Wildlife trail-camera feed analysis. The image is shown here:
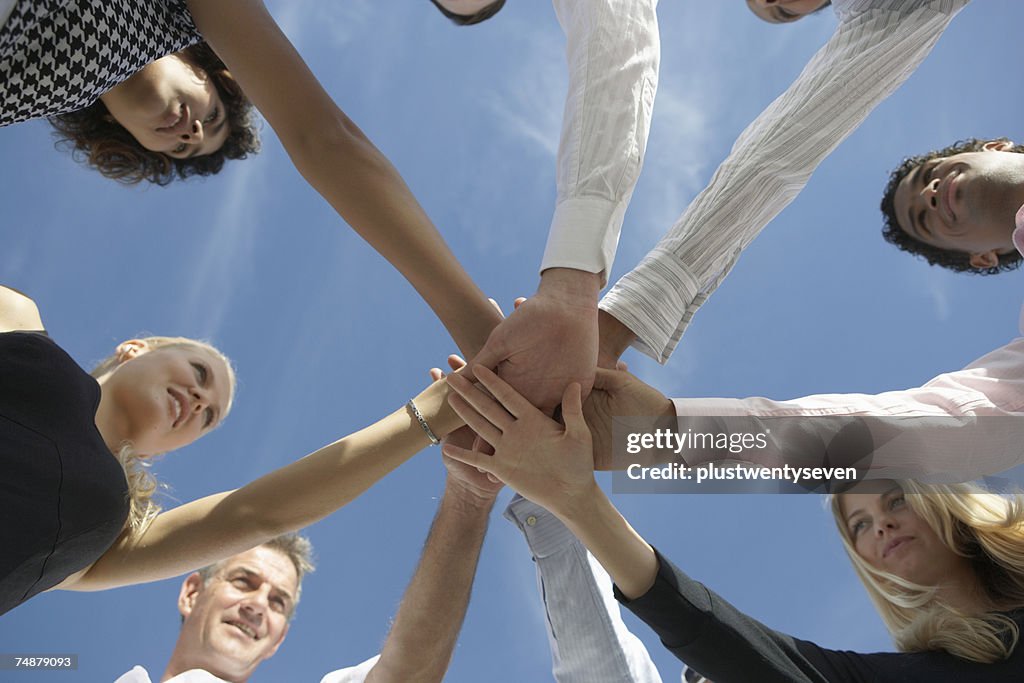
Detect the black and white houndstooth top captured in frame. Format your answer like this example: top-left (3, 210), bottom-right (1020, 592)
top-left (0, 0), bottom-right (202, 127)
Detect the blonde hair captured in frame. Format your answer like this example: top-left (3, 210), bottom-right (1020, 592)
top-left (92, 336), bottom-right (237, 534)
top-left (831, 481), bottom-right (1024, 663)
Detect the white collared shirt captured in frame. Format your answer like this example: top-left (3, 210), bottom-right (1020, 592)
top-left (601, 0), bottom-right (971, 362)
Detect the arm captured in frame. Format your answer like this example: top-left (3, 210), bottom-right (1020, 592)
top-left (362, 456), bottom-right (499, 683)
top-left (671, 337), bottom-right (1024, 481)
top-left (61, 376), bottom-right (462, 591)
top-left (184, 0), bottom-right (500, 358)
top-left (504, 495), bottom-right (664, 683)
top-left (469, 0), bottom-right (660, 409)
top-left (0, 285), bottom-right (44, 332)
top-left (600, 0), bottom-right (970, 363)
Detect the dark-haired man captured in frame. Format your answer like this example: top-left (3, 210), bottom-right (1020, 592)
top-left (881, 138), bottom-right (1024, 274)
top-left (115, 457), bottom-right (501, 682)
top-left (429, 0), bottom-right (506, 25)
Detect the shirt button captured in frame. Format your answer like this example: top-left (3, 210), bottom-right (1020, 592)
top-left (526, 515), bottom-right (538, 527)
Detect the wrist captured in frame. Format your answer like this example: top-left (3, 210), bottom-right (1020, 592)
top-left (443, 481), bottom-right (497, 515)
top-left (538, 268), bottom-right (601, 306)
top-left (597, 309), bottom-right (636, 366)
top-left (550, 477), bottom-right (603, 523)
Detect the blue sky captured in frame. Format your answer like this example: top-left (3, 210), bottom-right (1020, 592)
top-left (1, 1), bottom-right (1022, 681)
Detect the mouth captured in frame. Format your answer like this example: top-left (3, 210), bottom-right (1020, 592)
top-left (883, 536), bottom-right (913, 559)
top-left (225, 619), bottom-right (260, 640)
top-left (167, 388), bottom-right (188, 428)
top-left (939, 169), bottom-right (959, 225)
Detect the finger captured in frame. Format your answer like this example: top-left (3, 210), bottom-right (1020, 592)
top-left (593, 366), bottom-right (627, 391)
top-left (472, 365), bottom-right (538, 420)
top-left (441, 443), bottom-right (501, 478)
top-left (513, 296), bottom-right (527, 310)
top-left (561, 383), bottom-right (589, 439)
top-left (447, 355), bottom-right (467, 372)
top-left (616, 360), bottom-right (629, 372)
top-left (487, 297), bottom-right (505, 317)
top-left (447, 372), bottom-right (516, 431)
top-left (447, 393), bottom-right (504, 446)
top-left (430, 367), bottom-right (445, 382)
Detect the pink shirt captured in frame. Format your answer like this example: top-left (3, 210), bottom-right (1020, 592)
top-left (673, 214), bottom-right (1024, 483)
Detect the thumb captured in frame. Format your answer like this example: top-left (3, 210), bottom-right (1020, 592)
top-left (561, 382), bottom-right (588, 437)
top-left (593, 366), bottom-right (627, 392)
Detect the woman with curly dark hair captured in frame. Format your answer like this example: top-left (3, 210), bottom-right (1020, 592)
top-left (1, 0), bottom-right (502, 361)
top-left (48, 43), bottom-right (259, 186)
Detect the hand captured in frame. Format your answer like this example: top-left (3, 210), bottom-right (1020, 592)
top-left (443, 366), bottom-right (596, 518)
top-left (470, 269), bottom-right (599, 412)
top-left (429, 361), bottom-right (503, 509)
top-left (584, 367), bottom-right (675, 470)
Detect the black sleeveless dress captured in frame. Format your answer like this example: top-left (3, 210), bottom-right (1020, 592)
top-left (0, 332), bottom-right (128, 616)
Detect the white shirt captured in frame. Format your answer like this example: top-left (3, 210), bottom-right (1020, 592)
top-left (542, 0), bottom-right (660, 284)
top-left (601, 0), bottom-right (970, 362)
top-left (115, 656), bottom-right (380, 683)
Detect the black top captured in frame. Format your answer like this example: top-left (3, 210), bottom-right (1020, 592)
top-left (0, 0), bottom-right (201, 126)
top-left (0, 332), bottom-right (128, 616)
top-left (616, 549), bottom-right (1024, 682)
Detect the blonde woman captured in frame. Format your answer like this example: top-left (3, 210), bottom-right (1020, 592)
top-left (0, 285), bottom-right (459, 616)
top-left (443, 365), bottom-right (1024, 681)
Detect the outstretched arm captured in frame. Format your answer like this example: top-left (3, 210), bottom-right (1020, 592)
top-left (185, 0), bottom-right (501, 358)
top-left (61, 375), bottom-right (462, 592)
top-left (360, 455), bottom-right (500, 683)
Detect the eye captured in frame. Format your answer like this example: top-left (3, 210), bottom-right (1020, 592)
top-left (204, 107), bottom-right (220, 125)
top-left (203, 407), bottom-right (215, 429)
top-left (889, 495), bottom-right (906, 510)
top-left (173, 142), bottom-right (187, 154)
top-left (850, 519), bottom-right (869, 536)
top-left (230, 577), bottom-right (251, 589)
top-left (270, 596), bottom-right (286, 613)
top-left (192, 361), bottom-right (208, 383)
top-left (917, 210), bottom-right (929, 236)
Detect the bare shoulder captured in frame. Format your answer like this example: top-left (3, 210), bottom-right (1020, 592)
top-left (0, 285), bottom-right (44, 333)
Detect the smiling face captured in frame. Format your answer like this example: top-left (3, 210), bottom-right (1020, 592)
top-left (99, 52), bottom-right (231, 160)
top-left (891, 142), bottom-right (1024, 268)
top-left (176, 547), bottom-right (297, 681)
top-left (745, 0), bottom-right (830, 23)
top-left (95, 340), bottom-right (233, 456)
top-left (839, 482), bottom-right (972, 587)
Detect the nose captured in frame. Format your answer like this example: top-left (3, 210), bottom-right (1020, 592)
top-left (240, 585), bottom-right (272, 618)
top-left (180, 119), bottom-right (205, 143)
top-left (874, 515), bottom-right (898, 536)
top-left (190, 385), bottom-right (211, 413)
top-left (922, 176), bottom-right (941, 210)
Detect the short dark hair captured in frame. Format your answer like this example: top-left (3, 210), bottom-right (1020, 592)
top-left (49, 43), bottom-right (260, 186)
top-left (880, 138), bottom-right (1024, 275)
top-left (429, 0), bottom-right (506, 26)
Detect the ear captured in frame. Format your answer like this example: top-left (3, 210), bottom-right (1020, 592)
top-left (264, 622), bottom-right (290, 659)
top-left (982, 140), bottom-right (1014, 153)
top-left (178, 572), bottom-right (204, 620)
top-left (114, 339), bottom-right (150, 363)
top-left (969, 251), bottom-right (1000, 270)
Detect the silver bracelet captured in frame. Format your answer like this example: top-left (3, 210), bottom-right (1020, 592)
top-left (407, 399), bottom-right (441, 445)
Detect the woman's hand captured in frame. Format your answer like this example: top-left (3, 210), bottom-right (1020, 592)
top-left (442, 366), bottom-right (597, 517)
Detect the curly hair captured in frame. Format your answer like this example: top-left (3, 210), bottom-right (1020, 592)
top-left (49, 43), bottom-right (260, 186)
top-left (880, 138), bottom-right (1024, 275)
top-left (832, 481), bottom-right (1024, 664)
top-left (429, 0), bottom-right (506, 25)
top-left (746, 0), bottom-right (831, 23)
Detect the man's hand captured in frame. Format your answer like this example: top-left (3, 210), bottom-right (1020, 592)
top-left (471, 268), bottom-right (600, 412)
top-left (584, 367), bottom-right (674, 470)
top-left (597, 309), bottom-right (637, 369)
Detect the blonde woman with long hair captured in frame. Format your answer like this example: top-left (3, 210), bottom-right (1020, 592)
top-left (443, 364), bottom-right (1024, 681)
top-left (0, 285), bottom-right (460, 616)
